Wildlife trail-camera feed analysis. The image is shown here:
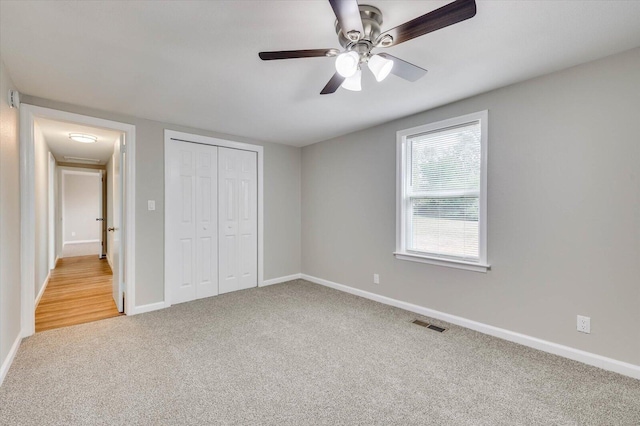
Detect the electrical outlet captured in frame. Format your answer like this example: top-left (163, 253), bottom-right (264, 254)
top-left (373, 274), bottom-right (380, 284)
top-left (577, 315), bottom-right (591, 334)
top-left (71, 231), bottom-right (76, 237)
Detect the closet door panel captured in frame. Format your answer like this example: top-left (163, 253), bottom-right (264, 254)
top-left (238, 153), bottom-right (257, 289)
top-left (166, 141), bottom-right (197, 304)
top-left (167, 140), bottom-right (218, 304)
top-left (195, 144), bottom-right (218, 299)
top-left (219, 148), bottom-right (257, 294)
top-left (219, 150), bottom-right (239, 294)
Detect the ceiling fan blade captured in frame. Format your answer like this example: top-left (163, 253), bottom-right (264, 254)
top-left (329, 0), bottom-right (364, 38)
top-left (377, 53), bottom-right (428, 82)
top-left (377, 0), bottom-right (476, 47)
top-left (259, 49), bottom-right (338, 60)
top-left (320, 72), bottom-right (346, 95)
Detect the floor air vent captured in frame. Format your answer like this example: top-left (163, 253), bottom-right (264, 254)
top-left (412, 319), bottom-right (447, 333)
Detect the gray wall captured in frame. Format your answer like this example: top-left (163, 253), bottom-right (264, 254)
top-left (21, 95), bottom-right (302, 307)
top-left (301, 48), bottom-right (640, 366)
top-left (0, 57), bottom-right (21, 373)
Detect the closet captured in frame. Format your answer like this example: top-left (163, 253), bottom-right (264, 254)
top-left (165, 139), bottom-right (258, 304)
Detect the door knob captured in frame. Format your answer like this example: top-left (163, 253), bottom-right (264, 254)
top-left (107, 227), bottom-right (117, 232)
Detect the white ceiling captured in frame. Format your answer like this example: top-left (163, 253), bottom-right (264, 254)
top-left (36, 117), bottom-right (120, 165)
top-left (1, 1), bottom-right (639, 147)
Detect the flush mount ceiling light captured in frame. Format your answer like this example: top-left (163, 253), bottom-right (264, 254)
top-left (69, 133), bottom-right (97, 143)
top-left (63, 156), bottom-right (101, 163)
top-left (259, 0), bottom-right (477, 94)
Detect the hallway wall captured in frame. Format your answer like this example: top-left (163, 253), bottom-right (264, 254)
top-left (0, 56), bottom-right (21, 383)
top-left (34, 122), bottom-right (53, 300)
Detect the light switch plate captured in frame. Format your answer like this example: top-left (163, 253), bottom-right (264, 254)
top-left (148, 200), bottom-right (156, 211)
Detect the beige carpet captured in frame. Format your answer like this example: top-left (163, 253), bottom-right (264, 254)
top-left (1, 280), bottom-right (638, 425)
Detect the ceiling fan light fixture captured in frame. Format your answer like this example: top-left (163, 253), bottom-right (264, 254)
top-left (341, 69), bottom-right (362, 92)
top-left (69, 133), bottom-right (98, 143)
top-left (258, 0), bottom-right (477, 94)
top-left (335, 51), bottom-right (360, 78)
top-left (368, 54), bottom-right (394, 82)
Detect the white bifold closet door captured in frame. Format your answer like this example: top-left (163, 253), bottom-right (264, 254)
top-left (218, 147), bottom-right (258, 294)
top-left (166, 141), bottom-right (258, 304)
top-left (166, 140), bottom-right (218, 304)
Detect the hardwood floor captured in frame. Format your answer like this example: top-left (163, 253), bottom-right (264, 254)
top-left (35, 255), bottom-right (122, 332)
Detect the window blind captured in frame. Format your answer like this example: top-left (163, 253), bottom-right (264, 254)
top-left (407, 121), bottom-right (481, 260)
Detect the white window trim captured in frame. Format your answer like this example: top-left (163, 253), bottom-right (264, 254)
top-left (395, 110), bottom-right (490, 273)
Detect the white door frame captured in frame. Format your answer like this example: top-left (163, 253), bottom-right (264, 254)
top-left (163, 129), bottom-right (264, 307)
top-left (19, 104), bottom-right (136, 337)
top-left (47, 152), bottom-right (56, 270)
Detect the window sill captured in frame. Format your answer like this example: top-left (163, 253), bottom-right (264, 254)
top-left (393, 252), bottom-right (490, 273)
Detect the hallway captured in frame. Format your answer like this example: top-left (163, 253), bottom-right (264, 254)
top-left (35, 256), bottom-right (122, 332)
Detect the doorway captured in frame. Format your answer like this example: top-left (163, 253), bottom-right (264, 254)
top-left (19, 105), bottom-right (136, 337)
top-left (34, 118), bottom-right (121, 332)
top-left (60, 168), bottom-right (103, 258)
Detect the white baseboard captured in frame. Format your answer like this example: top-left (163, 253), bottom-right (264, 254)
top-left (301, 273), bottom-right (640, 380)
top-left (131, 301), bottom-right (169, 315)
top-left (63, 239), bottom-right (100, 245)
top-left (261, 273), bottom-right (301, 287)
top-left (34, 271), bottom-right (51, 308)
top-left (134, 273), bottom-right (302, 316)
top-left (0, 333), bottom-right (22, 387)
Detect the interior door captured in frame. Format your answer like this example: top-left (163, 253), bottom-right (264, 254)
top-left (218, 147), bottom-right (257, 294)
top-left (166, 140), bottom-right (218, 304)
top-left (97, 170), bottom-right (105, 259)
top-left (111, 135), bottom-right (124, 312)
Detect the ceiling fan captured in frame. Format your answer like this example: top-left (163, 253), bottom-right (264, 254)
top-left (259, 0), bottom-right (477, 94)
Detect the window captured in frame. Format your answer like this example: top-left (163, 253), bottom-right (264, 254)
top-left (395, 111), bottom-right (489, 272)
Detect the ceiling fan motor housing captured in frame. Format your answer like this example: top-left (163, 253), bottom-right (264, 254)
top-left (335, 5), bottom-right (383, 58)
